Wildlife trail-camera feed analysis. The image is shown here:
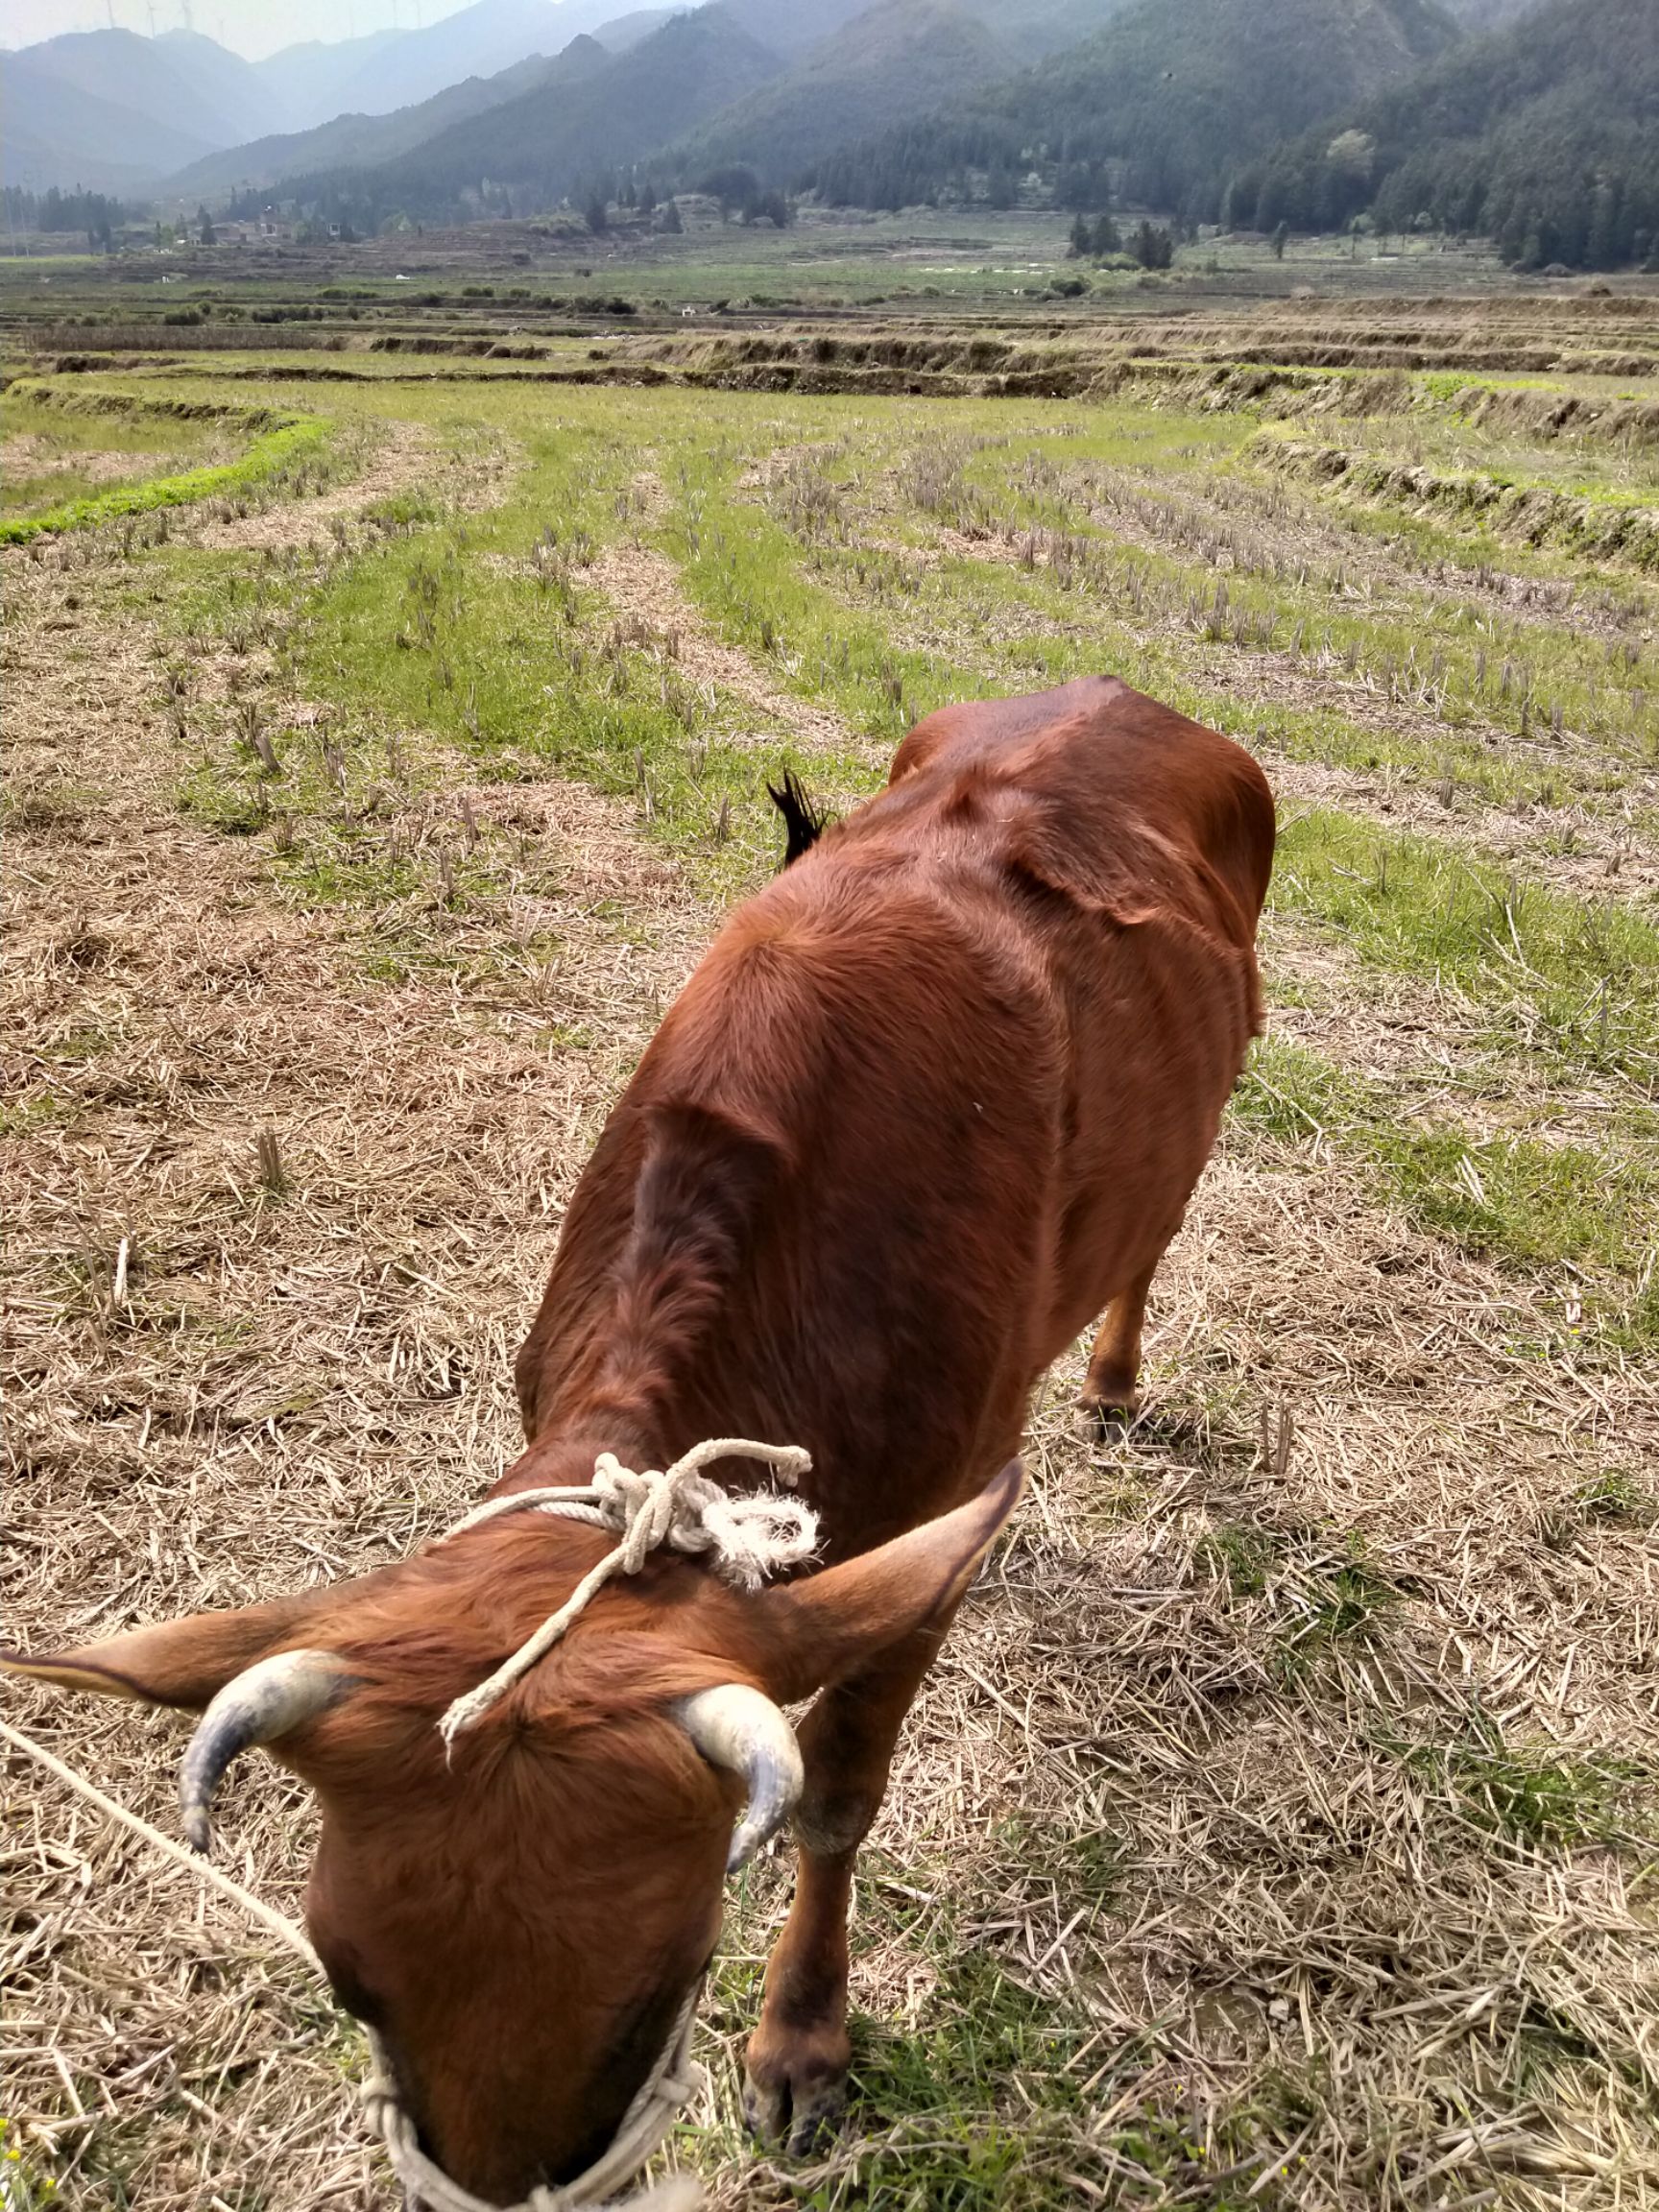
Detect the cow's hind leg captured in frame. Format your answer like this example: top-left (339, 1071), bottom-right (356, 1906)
top-left (1080, 1258), bottom-right (1160, 1422)
top-left (744, 1618), bottom-right (949, 2153)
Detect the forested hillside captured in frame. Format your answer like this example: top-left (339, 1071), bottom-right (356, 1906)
top-left (8, 0), bottom-right (1648, 272)
top-left (676, 0), bottom-right (1018, 186)
top-left (1431, 0), bottom-right (1543, 26)
top-left (973, 0), bottom-right (1142, 54)
top-left (1236, 0), bottom-right (1659, 269)
top-left (810, 0), bottom-right (1457, 219)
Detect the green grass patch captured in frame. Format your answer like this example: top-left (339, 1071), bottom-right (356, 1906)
top-left (702, 1815), bottom-right (1282, 2207)
top-left (0, 2120), bottom-right (59, 2209)
top-left (664, 421), bottom-right (1659, 1090)
top-left (1235, 1033), bottom-right (1659, 1343)
top-left (285, 422), bottom-right (868, 901)
top-left (0, 400), bottom-right (331, 542)
top-left (1571, 1466), bottom-right (1652, 1523)
top-left (1, 388), bottom-right (228, 521)
top-left (722, 404), bottom-right (1658, 803)
top-left (1275, 808), bottom-right (1659, 1086)
top-left (1407, 1715), bottom-right (1654, 1853)
top-left (1201, 1521), bottom-right (1398, 1676)
top-left (80, 368), bottom-right (1656, 1347)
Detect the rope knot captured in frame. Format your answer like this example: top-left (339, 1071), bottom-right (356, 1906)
top-left (589, 1447), bottom-right (815, 1591)
top-left (590, 1455), bottom-right (709, 1574)
top-left (437, 1438), bottom-right (816, 1749)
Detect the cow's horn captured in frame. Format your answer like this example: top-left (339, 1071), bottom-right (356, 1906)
top-left (180, 1649), bottom-right (353, 1852)
top-left (675, 1684), bottom-right (803, 1870)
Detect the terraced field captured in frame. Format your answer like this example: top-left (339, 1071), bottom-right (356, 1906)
top-left (4, 322), bottom-right (1657, 2211)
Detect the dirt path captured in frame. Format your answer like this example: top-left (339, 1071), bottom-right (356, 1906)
top-left (182, 417), bottom-right (513, 555)
top-left (589, 470), bottom-right (885, 779)
top-left (594, 539), bottom-right (879, 767)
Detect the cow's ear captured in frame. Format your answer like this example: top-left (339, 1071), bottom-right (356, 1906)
top-left (752, 1459), bottom-right (1023, 1702)
top-left (0, 1593), bottom-right (334, 1712)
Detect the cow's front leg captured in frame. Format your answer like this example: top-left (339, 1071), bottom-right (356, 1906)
top-left (743, 1619), bottom-right (948, 2152)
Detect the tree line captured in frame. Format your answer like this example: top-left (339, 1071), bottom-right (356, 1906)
top-left (800, 0), bottom-right (1656, 271)
top-left (1236, 122), bottom-right (1657, 270)
top-left (4, 184), bottom-right (124, 250)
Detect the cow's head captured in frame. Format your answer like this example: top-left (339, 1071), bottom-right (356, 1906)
top-left (3, 1460), bottom-right (1020, 2205)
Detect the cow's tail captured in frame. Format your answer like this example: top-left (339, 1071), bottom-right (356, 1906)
top-left (767, 769), bottom-right (830, 868)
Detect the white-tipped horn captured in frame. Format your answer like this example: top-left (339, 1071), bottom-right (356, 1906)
top-left (180, 1648), bottom-right (353, 1852)
top-left (675, 1683), bottom-right (803, 1870)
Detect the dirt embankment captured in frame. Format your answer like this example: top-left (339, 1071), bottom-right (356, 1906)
top-left (1446, 380), bottom-right (1659, 449)
top-left (1253, 433), bottom-right (1659, 572)
top-left (610, 333), bottom-right (1659, 432)
top-left (616, 295), bottom-right (1659, 405)
top-left (9, 378), bottom-right (297, 435)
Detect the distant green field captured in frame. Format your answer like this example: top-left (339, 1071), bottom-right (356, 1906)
top-left (0, 207), bottom-right (1526, 340)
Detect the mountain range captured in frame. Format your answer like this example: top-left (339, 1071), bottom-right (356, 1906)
top-left (284, 8), bottom-right (787, 217)
top-left (3, 0), bottom-right (688, 192)
top-left (164, 45), bottom-right (608, 200)
top-left (5, 0), bottom-right (1647, 274)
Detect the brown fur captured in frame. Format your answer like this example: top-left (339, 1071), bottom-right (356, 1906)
top-left (3, 680), bottom-right (1272, 2199)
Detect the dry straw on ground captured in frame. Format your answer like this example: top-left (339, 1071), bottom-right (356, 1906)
top-left (4, 412), bottom-right (1657, 2212)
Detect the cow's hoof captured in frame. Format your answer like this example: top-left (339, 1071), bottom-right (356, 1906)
top-left (742, 2043), bottom-right (849, 2157)
top-left (1080, 1381), bottom-right (1137, 1435)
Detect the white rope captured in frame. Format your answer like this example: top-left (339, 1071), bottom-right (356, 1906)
top-left (0, 1716), bottom-right (322, 1970)
top-left (437, 1438), bottom-right (816, 1749)
top-left (362, 1988), bottom-right (707, 2212)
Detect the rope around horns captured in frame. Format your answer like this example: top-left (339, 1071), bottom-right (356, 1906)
top-left (6, 1436), bottom-right (821, 2212)
top-left (436, 1437), bottom-right (818, 1749)
top-left (376, 1436), bottom-right (815, 2205)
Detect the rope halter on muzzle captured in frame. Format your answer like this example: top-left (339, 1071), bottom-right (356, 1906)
top-left (362, 1982), bottom-right (707, 2212)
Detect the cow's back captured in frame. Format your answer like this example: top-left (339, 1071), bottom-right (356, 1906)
top-left (517, 681), bottom-right (1273, 1545)
top-left (889, 675), bottom-right (1273, 964)
top-left (868, 679), bottom-right (1273, 1359)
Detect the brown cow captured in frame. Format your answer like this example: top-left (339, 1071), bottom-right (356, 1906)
top-left (4, 678), bottom-right (1273, 2204)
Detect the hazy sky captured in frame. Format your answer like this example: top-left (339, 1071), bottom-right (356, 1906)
top-left (2, 0), bottom-right (475, 59)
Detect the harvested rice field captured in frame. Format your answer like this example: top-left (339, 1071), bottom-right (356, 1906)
top-left (3, 305), bottom-right (1658, 2211)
